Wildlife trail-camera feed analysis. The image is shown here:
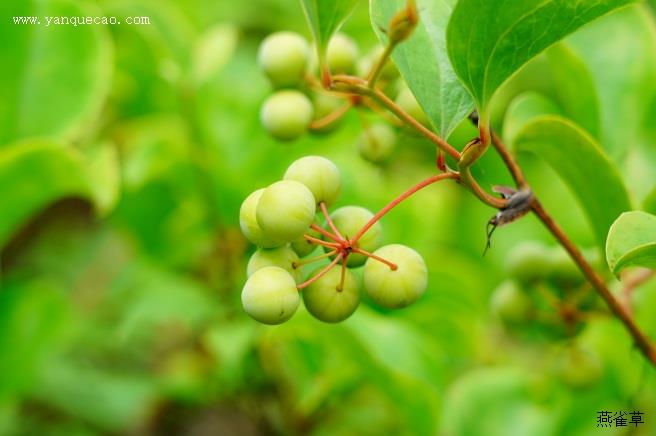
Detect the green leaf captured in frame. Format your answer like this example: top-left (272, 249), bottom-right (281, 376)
top-left (606, 211), bottom-right (656, 277)
top-left (446, 0), bottom-right (636, 115)
top-left (300, 0), bottom-right (359, 59)
top-left (644, 187), bottom-right (656, 215)
top-left (192, 24), bottom-right (239, 85)
top-left (512, 116), bottom-right (632, 251)
top-left (503, 92), bottom-right (562, 145)
top-left (370, 0), bottom-right (473, 136)
top-left (566, 5), bottom-right (656, 157)
top-left (86, 143), bottom-right (121, 216)
top-left (0, 142), bottom-right (91, 248)
top-left (0, 0), bottom-right (112, 144)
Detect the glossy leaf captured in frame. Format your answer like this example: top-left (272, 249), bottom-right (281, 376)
top-left (370, 0), bottom-right (473, 136)
top-left (566, 5), bottom-right (656, 157)
top-left (0, 0), bottom-right (112, 144)
top-left (503, 92), bottom-right (562, 144)
top-left (512, 116), bottom-right (631, 251)
top-left (446, 0), bottom-right (636, 115)
top-left (0, 141), bottom-right (117, 248)
top-left (300, 0), bottom-right (359, 58)
top-left (606, 211), bottom-right (656, 277)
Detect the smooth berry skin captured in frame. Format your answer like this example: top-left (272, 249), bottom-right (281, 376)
top-left (241, 266), bottom-right (299, 325)
top-left (239, 189), bottom-right (283, 248)
top-left (326, 33), bottom-right (358, 74)
top-left (291, 226), bottom-right (320, 258)
top-left (257, 31), bottom-right (309, 87)
top-left (395, 87), bottom-right (430, 127)
top-left (256, 180), bottom-right (316, 243)
top-left (325, 206), bottom-right (383, 267)
top-left (311, 93), bottom-right (345, 133)
top-left (363, 244), bottom-right (427, 308)
top-left (247, 246), bottom-right (302, 283)
top-left (303, 265), bottom-right (360, 323)
top-left (357, 46), bottom-right (398, 81)
top-left (284, 156), bottom-right (341, 206)
top-left (506, 241), bottom-right (551, 284)
top-left (260, 90), bottom-right (313, 141)
top-left (358, 123), bottom-right (397, 164)
top-left (490, 280), bottom-right (532, 324)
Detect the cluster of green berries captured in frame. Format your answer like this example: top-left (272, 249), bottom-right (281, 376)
top-left (489, 241), bottom-right (604, 387)
top-left (257, 30), bottom-right (430, 165)
top-left (239, 156), bottom-right (428, 325)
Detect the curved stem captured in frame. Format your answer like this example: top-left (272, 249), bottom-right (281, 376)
top-left (320, 202), bottom-right (345, 241)
top-left (532, 200), bottom-right (656, 364)
top-left (491, 131), bottom-right (526, 188)
top-left (297, 254), bottom-right (342, 290)
top-left (351, 248), bottom-right (398, 270)
top-left (309, 103), bottom-right (351, 131)
top-left (331, 78), bottom-right (461, 161)
top-left (293, 250), bottom-right (337, 269)
top-left (459, 167), bottom-right (507, 209)
top-left (367, 42), bottom-right (395, 88)
top-left (304, 234), bottom-right (341, 250)
top-left (351, 173), bottom-right (458, 244)
top-left (310, 223), bottom-right (341, 243)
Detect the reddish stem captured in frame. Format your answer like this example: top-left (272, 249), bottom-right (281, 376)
top-left (310, 223), bottom-right (341, 243)
top-left (320, 202), bottom-right (345, 241)
top-left (293, 250), bottom-right (338, 269)
top-left (309, 103), bottom-right (351, 131)
top-left (304, 234), bottom-right (341, 250)
top-left (351, 248), bottom-right (397, 270)
top-left (350, 172), bottom-right (457, 244)
top-left (297, 254), bottom-right (342, 290)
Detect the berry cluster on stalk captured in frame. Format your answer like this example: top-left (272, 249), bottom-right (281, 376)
top-left (239, 156), bottom-right (428, 325)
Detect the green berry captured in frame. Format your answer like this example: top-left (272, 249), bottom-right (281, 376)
top-left (506, 241), bottom-right (551, 284)
top-left (358, 123), bottom-right (397, 163)
top-left (553, 346), bottom-right (603, 388)
top-left (395, 87), bottom-right (430, 127)
top-left (490, 280), bottom-right (532, 324)
top-left (239, 189), bottom-right (283, 248)
top-left (257, 31), bottom-right (309, 87)
top-left (326, 33), bottom-right (358, 74)
top-left (247, 246), bottom-right (302, 283)
top-left (241, 266), bottom-right (299, 324)
top-left (363, 244), bottom-right (427, 308)
top-left (291, 226), bottom-right (320, 258)
top-left (256, 180), bottom-right (316, 243)
top-left (284, 156), bottom-right (341, 206)
top-left (260, 90), bottom-right (313, 141)
top-left (303, 266), bottom-right (360, 323)
top-left (357, 46), bottom-right (398, 81)
top-left (325, 206), bottom-right (383, 267)
top-left (311, 93), bottom-right (345, 133)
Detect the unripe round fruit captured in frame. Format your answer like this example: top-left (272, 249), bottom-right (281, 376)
top-left (357, 46), bottom-right (398, 81)
top-left (303, 266), bottom-right (360, 322)
top-left (247, 246), bottom-right (302, 283)
top-left (395, 87), bottom-right (430, 127)
top-left (546, 247), bottom-right (596, 285)
top-left (506, 241), bottom-right (551, 284)
top-left (284, 156), bottom-right (341, 206)
top-left (239, 189), bottom-right (283, 248)
top-left (326, 33), bottom-right (358, 74)
top-left (257, 31), bottom-right (309, 87)
top-left (291, 227), bottom-right (320, 257)
top-left (553, 346), bottom-right (603, 388)
top-left (260, 90), bottom-right (313, 141)
top-left (241, 266), bottom-right (299, 324)
top-left (363, 244), bottom-right (427, 308)
top-left (311, 93), bottom-right (345, 133)
top-left (325, 206), bottom-right (383, 267)
top-left (358, 123), bottom-right (397, 163)
top-left (256, 180), bottom-right (316, 243)
top-left (490, 280), bottom-right (532, 324)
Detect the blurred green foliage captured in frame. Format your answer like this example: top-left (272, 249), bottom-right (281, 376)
top-left (1, 0), bottom-right (656, 435)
